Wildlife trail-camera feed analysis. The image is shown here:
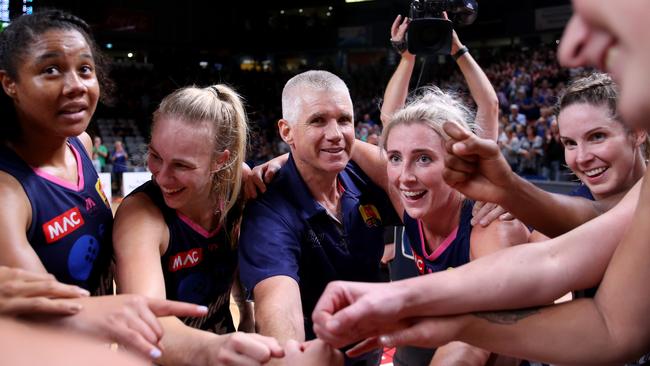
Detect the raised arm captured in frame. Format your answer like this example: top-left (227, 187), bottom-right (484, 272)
top-left (449, 26), bottom-right (499, 141)
top-left (312, 174), bottom-right (640, 349)
top-left (379, 15), bottom-right (416, 125)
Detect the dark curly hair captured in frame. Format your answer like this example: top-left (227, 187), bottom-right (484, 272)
top-left (0, 9), bottom-right (114, 140)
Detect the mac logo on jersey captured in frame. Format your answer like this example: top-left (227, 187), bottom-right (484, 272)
top-left (169, 248), bottom-right (204, 272)
top-left (42, 207), bottom-right (85, 244)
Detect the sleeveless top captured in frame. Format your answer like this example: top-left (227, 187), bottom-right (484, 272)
top-left (0, 137), bottom-right (113, 295)
top-left (403, 200), bottom-right (475, 275)
top-left (130, 180), bottom-right (240, 333)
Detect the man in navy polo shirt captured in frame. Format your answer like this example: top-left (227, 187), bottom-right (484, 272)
top-left (239, 70), bottom-right (398, 365)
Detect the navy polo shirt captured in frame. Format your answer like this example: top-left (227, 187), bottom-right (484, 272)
top-left (239, 154), bottom-right (398, 338)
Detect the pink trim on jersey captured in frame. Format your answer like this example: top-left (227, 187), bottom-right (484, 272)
top-left (418, 219), bottom-right (459, 261)
top-left (176, 211), bottom-right (222, 238)
top-left (32, 142), bottom-right (85, 192)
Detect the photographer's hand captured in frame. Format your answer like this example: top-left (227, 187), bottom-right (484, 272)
top-left (442, 11), bottom-right (463, 54)
top-left (390, 15), bottom-right (414, 58)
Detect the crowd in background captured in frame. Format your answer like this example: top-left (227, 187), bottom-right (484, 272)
top-left (93, 42), bottom-right (590, 188)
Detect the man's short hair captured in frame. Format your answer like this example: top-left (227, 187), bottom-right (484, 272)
top-left (281, 70), bottom-right (350, 124)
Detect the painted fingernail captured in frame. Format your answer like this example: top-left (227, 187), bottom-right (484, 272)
top-left (150, 347), bottom-right (162, 359)
top-left (197, 305), bottom-right (208, 313)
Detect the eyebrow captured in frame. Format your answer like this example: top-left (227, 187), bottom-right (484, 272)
top-left (148, 145), bottom-right (197, 167)
top-left (559, 126), bottom-right (609, 140)
top-left (34, 51), bottom-right (94, 63)
top-left (386, 148), bottom-right (436, 155)
top-left (306, 111), bottom-right (353, 122)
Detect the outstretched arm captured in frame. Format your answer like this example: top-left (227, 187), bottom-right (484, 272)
top-left (114, 193), bottom-right (282, 366)
top-left (312, 174), bottom-right (640, 349)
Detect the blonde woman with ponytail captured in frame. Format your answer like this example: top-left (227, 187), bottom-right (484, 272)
top-left (113, 84), bottom-right (285, 365)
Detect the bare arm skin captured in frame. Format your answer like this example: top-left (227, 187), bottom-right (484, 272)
top-left (312, 176), bottom-right (640, 349)
top-left (254, 276), bottom-right (305, 343)
top-left (0, 172), bottom-right (48, 272)
top-left (430, 210), bottom-right (529, 364)
top-left (442, 122), bottom-right (606, 237)
top-left (443, 167), bottom-right (650, 363)
top-left (114, 193), bottom-right (282, 366)
top-left (253, 276), bottom-right (305, 366)
top-left (380, 15), bottom-right (499, 142)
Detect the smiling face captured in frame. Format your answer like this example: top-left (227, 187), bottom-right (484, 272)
top-left (0, 29), bottom-right (99, 139)
top-left (385, 122), bottom-right (459, 220)
top-left (559, 102), bottom-right (644, 200)
top-left (279, 87), bottom-right (355, 176)
top-left (147, 117), bottom-right (220, 211)
top-left (558, 0), bottom-right (650, 128)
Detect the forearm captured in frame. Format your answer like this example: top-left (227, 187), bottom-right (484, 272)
top-left (400, 196), bottom-right (632, 318)
top-left (498, 174), bottom-right (603, 237)
top-left (458, 299), bottom-right (642, 364)
top-left (455, 51), bottom-right (499, 141)
top-left (157, 316), bottom-right (219, 366)
top-left (380, 54), bottom-right (416, 124)
top-left (255, 303), bottom-right (304, 344)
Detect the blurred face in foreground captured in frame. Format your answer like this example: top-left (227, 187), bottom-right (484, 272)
top-left (559, 0), bottom-right (650, 128)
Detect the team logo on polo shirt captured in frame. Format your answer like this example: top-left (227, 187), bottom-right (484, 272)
top-left (359, 204), bottom-right (382, 227)
top-left (42, 207), bottom-right (85, 244)
top-left (95, 179), bottom-right (110, 208)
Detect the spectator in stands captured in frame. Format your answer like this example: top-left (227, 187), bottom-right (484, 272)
top-left (518, 124), bottom-right (544, 176)
top-left (508, 104), bottom-right (526, 126)
top-left (499, 125), bottom-right (521, 171)
top-left (543, 119), bottom-right (567, 181)
top-left (0, 9), bottom-right (211, 361)
top-left (91, 136), bottom-right (108, 173)
top-left (111, 139), bottom-right (128, 195)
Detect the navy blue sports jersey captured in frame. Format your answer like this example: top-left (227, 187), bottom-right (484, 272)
top-left (239, 154), bottom-right (399, 340)
top-left (131, 181), bottom-right (238, 334)
top-left (0, 138), bottom-right (113, 295)
top-left (404, 200), bottom-right (474, 275)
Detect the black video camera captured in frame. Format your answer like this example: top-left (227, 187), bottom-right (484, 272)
top-left (407, 0), bottom-right (478, 55)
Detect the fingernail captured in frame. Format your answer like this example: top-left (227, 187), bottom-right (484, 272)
top-left (78, 289), bottom-right (90, 296)
top-left (150, 347), bottom-right (162, 359)
top-left (480, 219), bottom-right (487, 226)
top-left (379, 335), bottom-right (393, 348)
top-left (470, 219), bottom-right (476, 226)
top-left (69, 303), bottom-right (83, 312)
top-left (197, 305), bottom-right (208, 313)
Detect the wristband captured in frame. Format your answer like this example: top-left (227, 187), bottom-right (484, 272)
top-left (452, 46), bottom-right (469, 61)
top-left (390, 38), bottom-right (408, 54)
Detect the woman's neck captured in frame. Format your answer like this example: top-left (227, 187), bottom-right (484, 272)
top-left (419, 194), bottom-right (463, 252)
top-left (177, 193), bottom-right (223, 233)
top-left (9, 132), bottom-right (69, 167)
